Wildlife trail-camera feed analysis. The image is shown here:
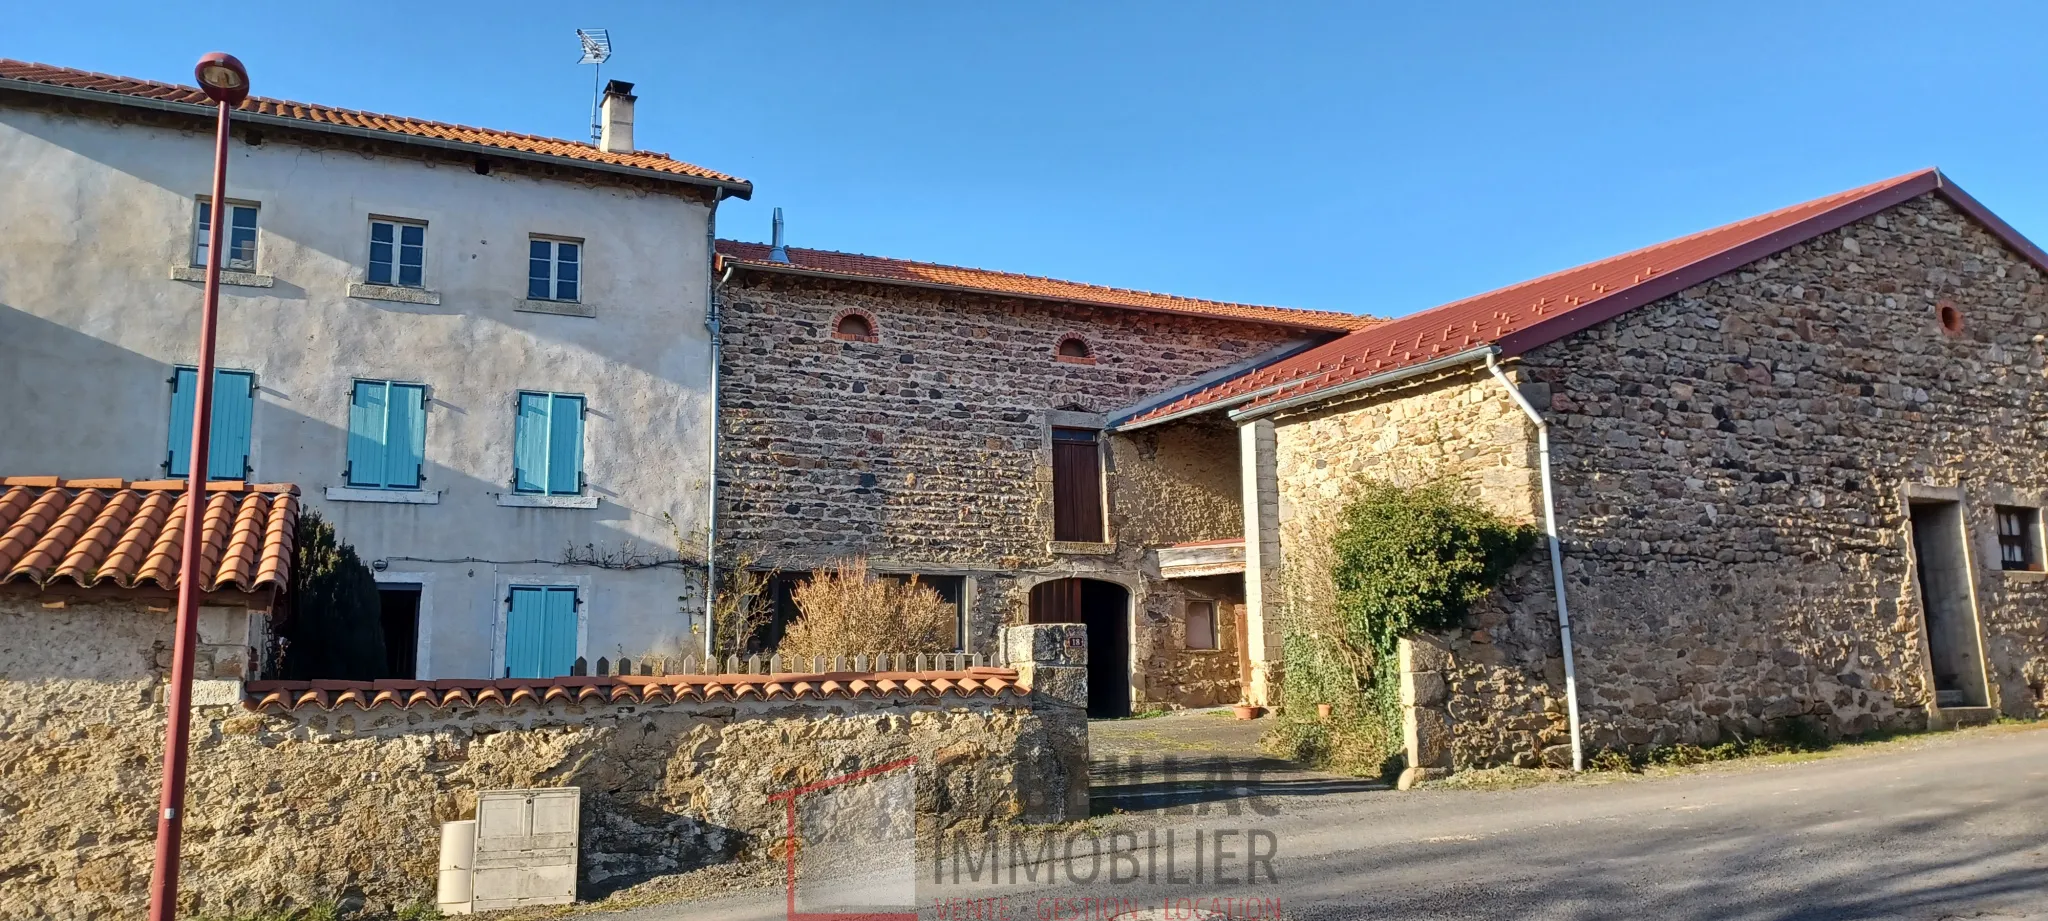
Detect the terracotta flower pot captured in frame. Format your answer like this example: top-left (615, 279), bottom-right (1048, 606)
top-left (1316, 703), bottom-right (1333, 721)
top-left (1232, 704), bottom-right (1262, 720)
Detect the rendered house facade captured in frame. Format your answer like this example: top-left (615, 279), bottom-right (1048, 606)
top-left (0, 61), bottom-right (748, 679)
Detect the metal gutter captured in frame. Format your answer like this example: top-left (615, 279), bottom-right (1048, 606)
top-left (703, 190), bottom-right (727, 659)
top-left (0, 77), bottom-right (754, 200)
top-left (1227, 346), bottom-right (1497, 422)
top-left (1484, 350), bottom-right (1585, 772)
top-left (719, 259), bottom-right (1361, 334)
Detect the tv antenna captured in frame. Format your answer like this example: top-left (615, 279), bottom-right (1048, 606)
top-left (576, 28), bottom-right (613, 144)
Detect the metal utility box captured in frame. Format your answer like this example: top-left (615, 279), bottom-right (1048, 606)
top-left (469, 787), bottom-right (581, 911)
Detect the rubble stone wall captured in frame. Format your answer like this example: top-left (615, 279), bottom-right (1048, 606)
top-left (0, 600), bottom-right (1081, 920)
top-left (718, 275), bottom-right (1317, 708)
top-left (1518, 192), bottom-right (2048, 752)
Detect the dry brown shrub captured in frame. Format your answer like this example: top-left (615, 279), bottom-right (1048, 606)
top-left (780, 557), bottom-right (957, 657)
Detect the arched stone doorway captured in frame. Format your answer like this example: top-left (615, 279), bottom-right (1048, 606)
top-left (1028, 578), bottom-right (1131, 718)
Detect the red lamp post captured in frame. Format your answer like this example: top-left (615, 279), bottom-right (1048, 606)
top-left (147, 51), bottom-right (249, 921)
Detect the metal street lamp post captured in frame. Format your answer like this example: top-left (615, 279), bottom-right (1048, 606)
top-left (147, 50), bottom-right (249, 921)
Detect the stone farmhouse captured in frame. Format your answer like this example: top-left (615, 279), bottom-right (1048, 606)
top-left (718, 169), bottom-right (2048, 765)
top-left (5, 57), bottom-right (2046, 772)
top-left (711, 234), bottom-right (1372, 715)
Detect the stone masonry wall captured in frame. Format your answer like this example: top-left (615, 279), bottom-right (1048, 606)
top-left (1269, 372), bottom-right (1571, 769)
top-left (719, 274), bottom-right (1319, 708)
top-left (0, 601), bottom-right (1081, 920)
top-left (1516, 192), bottom-right (2048, 753)
top-left (718, 275), bottom-right (1315, 572)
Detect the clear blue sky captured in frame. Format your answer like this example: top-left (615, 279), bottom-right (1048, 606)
top-left (8, 2), bottom-right (2044, 317)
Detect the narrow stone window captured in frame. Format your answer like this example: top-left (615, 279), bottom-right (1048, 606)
top-left (1997, 505), bottom-right (2041, 571)
top-left (1051, 428), bottom-right (1105, 542)
top-left (1055, 334), bottom-right (1095, 364)
top-left (832, 310), bottom-right (878, 342)
top-left (1185, 600), bottom-right (1218, 650)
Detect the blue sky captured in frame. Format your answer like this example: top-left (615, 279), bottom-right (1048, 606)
top-left (8, 2), bottom-right (2044, 318)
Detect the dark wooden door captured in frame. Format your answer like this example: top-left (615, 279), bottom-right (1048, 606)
top-left (1051, 428), bottom-right (1104, 542)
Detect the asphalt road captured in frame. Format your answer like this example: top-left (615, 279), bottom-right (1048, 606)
top-left (595, 718), bottom-right (2048, 921)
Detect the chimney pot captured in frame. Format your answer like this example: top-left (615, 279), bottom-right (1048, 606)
top-left (600, 80), bottom-right (637, 154)
top-left (769, 208), bottom-right (789, 263)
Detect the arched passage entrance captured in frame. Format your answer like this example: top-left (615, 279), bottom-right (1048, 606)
top-left (1029, 577), bottom-right (1131, 718)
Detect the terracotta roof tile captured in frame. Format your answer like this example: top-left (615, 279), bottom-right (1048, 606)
top-left (1122, 169), bottom-right (2048, 425)
top-left (0, 477), bottom-right (297, 594)
top-left (0, 59), bottom-right (746, 191)
top-left (243, 667), bottom-right (1026, 712)
top-left (716, 240), bottom-right (1375, 332)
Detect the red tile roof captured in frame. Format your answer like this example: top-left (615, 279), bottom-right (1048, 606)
top-left (717, 240), bottom-right (1375, 332)
top-left (0, 59), bottom-right (748, 194)
top-left (1121, 169), bottom-right (2048, 426)
top-left (243, 667), bottom-right (1026, 712)
top-left (0, 477), bottom-right (297, 595)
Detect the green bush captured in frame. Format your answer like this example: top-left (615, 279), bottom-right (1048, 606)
top-left (1331, 481), bottom-right (1538, 658)
top-left (279, 511), bottom-right (388, 680)
top-left (1266, 480), bottom-right (1534, 778)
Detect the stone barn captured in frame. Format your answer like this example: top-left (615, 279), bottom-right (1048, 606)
top-left (1121, 168), bottom-right (2048, 768)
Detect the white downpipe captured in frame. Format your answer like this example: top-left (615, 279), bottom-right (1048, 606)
top-left (1485, 350), bottom-right (1585, 772)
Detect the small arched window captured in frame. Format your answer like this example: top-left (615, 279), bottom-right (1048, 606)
top-left (832, 310), bottom-right (877, 342)
top-left (1055, 335), bottom-right (1094, 364)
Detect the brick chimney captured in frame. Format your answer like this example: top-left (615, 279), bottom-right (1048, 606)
top-left (599, 80), bottom-right (636, 154)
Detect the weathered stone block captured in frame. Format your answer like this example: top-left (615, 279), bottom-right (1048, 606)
top-left (1399, 635), bottom-right (1451, 675)
top-left (1401, 670), bottom-right (1447, 708)
top-left (1404, 705), bottom-right (1453, 769)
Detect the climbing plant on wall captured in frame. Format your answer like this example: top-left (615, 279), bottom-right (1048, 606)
top-left (1265, 479), bottom-right (1535, 777)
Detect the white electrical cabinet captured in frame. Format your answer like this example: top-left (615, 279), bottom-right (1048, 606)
top-left (469, 787), bottom-right (581, 911)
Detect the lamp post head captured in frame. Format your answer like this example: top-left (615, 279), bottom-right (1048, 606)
top-left (193, 52), bottom-right (249, 105)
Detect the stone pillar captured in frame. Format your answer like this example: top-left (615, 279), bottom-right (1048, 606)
top-left (1004, 624), bottom-right (1090, 822)
top-left (1397, 635), bottom-right (1454, 790)
top-left (1239, 419), bottom-right (1285, 707)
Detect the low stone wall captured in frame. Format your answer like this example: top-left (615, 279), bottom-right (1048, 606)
top-left (0, 599), bottom-right (1087, 920)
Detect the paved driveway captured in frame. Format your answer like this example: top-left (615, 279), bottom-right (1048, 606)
top-left (587, 722), bottom-right (2048, 921)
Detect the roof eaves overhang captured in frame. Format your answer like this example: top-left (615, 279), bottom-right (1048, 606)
top-left (0, 77), bottom-right (754, 200)
top-left (719, 258), bottom-right (1359, 333)
top-left (1227, 346), bottom-right (1500, 423)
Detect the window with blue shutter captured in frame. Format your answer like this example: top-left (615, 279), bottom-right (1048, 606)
top-left (512, 392), bottom-right (585, 495)
top-left (166, 367), bottom-right (257, 479)
top-left (505, 586), bottom-right (579, 678)
top-left (346, 380), bottom-right (427, 489)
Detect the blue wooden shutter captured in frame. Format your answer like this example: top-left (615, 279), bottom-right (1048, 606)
top-left (385, 384), bottom-right (426, 488)
top-left (540, 587), bottom-right (579, 677)
top-left (209, 370), bottom-right (255, 480)
top-left (346, 381), bottom-right (388, 487)
top-left (546, 395), bottom-right (584, 495)
top-left (506, 587), bottom-right (544, 678)
top-left (167, 368), bottom-right (198, 475)
top-left (514, 393), bottom-right (550, 493)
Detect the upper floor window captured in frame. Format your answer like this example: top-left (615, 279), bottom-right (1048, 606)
top-left (1998, 505), bottom-right (2041, 571)
top-left (1055, 335), bottom-right (1094, 364)
top-left (193, 199), bottom-right (258, 271)
top-left (368, 219), bottom-right (426, 288)
top-left (528, 237), bottom-right (581, 302)
top-left (347, 380), bottom-right (427, 489)
top-left (166, 366), bottom-right (256, 479)
top-left (513, 391), bottom-right (586, 495)
top-left (1051, 428), bottom-right (1105, 543)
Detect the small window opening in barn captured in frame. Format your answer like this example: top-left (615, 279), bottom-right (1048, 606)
top-left (1056, 335), bottom-right (1094, 364)
top-left (832, 311), bottom-right (876, 342)
top-left (1997, 505), bottom-right (2041, 571)
top-left (1185, 600), bottom-right (1218, 650)
top-left (1937, 300), bottom-right (1965, 336)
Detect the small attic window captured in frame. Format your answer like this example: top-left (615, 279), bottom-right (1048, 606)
top-left (1936, 300), bottom-right (1965, 337)
top-left (1055, 335), bottom-right (1095, 365)
top-left (832, 310), bottom-right (878, 342)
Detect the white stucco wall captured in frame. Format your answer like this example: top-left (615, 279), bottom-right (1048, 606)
top-left (0, 103), bottom-right (716, 677)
